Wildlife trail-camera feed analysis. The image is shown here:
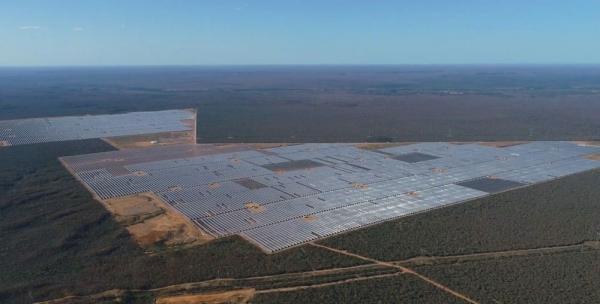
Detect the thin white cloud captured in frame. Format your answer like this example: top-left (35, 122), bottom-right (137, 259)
top-left (73, 27), bottom-right (84, 32)
top-left (18, 25), bottom-right (42, 31)
top-left (234, 3), bottom-right (248, 11)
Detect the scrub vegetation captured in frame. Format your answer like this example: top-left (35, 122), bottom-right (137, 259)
top-left (2, 66), bottom-right (600, 303)
top-left (320, 168), bottom-right (600, 261)
top-left (1, 66), bottom-right (600, 142)
top-left (251, 275), bottom-right (464, 304)
top-left (0, 140), bottom-right (363, 303)
top-left (416, 250), bottom-right (600, 304)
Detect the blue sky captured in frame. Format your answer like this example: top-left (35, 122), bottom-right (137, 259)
top-left (1, 0), bottom-right (599, 66)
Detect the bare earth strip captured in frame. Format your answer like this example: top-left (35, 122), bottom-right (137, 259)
top-left (155, 289), bottom-right (255, 304)
top-left (102, 130), bottom-right (196, 150)
top-left (103, 192), bottom-right (164, 223)
top-left (101, 108), bottom-right (198, 150)
top-left (573, 141), bottom-right (600, 147)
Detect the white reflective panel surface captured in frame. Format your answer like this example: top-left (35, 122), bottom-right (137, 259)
top-left (61, 141), bottom-right (600, 253)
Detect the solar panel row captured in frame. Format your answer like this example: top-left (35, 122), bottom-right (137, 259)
top-left (61, 141), bottom-right (600, 253)
top-left (0, 109), bottom-right (195, 146)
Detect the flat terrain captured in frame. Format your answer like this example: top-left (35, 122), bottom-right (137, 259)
top-left (0, 109), bottom-right (195, 146)
top-left (1, 66), bottom-right (600, 142)
top-left (319, 168), bottom-right (600, 260)
top-left (60, 141), bottom-right (600, 253)
top-left (106, 193), bottom-right (213, 248)
top-left (251, 276), bottom-right (465, 304)
top-left (416, 250), bottom-right (600, 304)
top-left (1, 66), bottom-right (600, 303)
top-left (2, 139), bottom-right (600, 303)
top-left (0, 141), bottom-right (364, 303)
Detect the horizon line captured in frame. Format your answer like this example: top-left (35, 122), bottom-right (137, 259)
top-left (2, 63), bottom-right (600, 69)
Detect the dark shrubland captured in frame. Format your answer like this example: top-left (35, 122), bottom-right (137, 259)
top-left (0, 141), bottom-right (363, 303)
top-left (320, 169), bottom-right (600, 261)
top-left (1, 66), bottom-right (600, 142)
top-left (417, 250), bottom-right (600, 304)
top-left (250, 275), bottom-right (464, 304)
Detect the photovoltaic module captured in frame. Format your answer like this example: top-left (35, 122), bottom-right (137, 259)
top-left (60, 141), bottom-right (600, 253)
top-left (0, 109), bottom-right (195, 146)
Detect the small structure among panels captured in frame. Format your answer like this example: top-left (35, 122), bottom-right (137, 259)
top-left (60, 141), bottom-right (600, 253)
top-left (0, 109), bottom-right (196, 146)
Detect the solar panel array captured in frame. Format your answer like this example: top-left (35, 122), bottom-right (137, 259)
top-left (0, 109), bottom-right (195, 146)
top-left (61, 141), bottom-right (600, 253)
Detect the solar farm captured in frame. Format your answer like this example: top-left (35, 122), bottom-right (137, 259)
top-left (60, 141), bottom-right (600, 253)
top-left (0, 109), bottom-right (195, 146)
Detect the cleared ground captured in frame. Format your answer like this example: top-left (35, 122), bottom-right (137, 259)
top-left (102, 193), bottom-right (213, 248)
top-left (127, 196), bottom-right (212, 248)
top-left (103, 130), bottom-right (196, 150)
top-left (155, 289), bottom-right (255, 304)
top-left (587, 153), bottom-right (600, 160)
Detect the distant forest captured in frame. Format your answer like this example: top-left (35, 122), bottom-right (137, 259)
top-left (1, 65), bottom-right (600, 142)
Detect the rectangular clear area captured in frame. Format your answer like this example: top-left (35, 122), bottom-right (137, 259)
top-left (457, 177), bottom-right (525, 193)
top-left (60, 141), bottom-right (600, 253)
top-left (262, 159), bottom-right (324, 171)
top-left (0, 109), bottom-right (195, 146)
top-left (234, 178), bottom-right (268, 190)
top-left (392, 152), bottom-right (440, 163)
